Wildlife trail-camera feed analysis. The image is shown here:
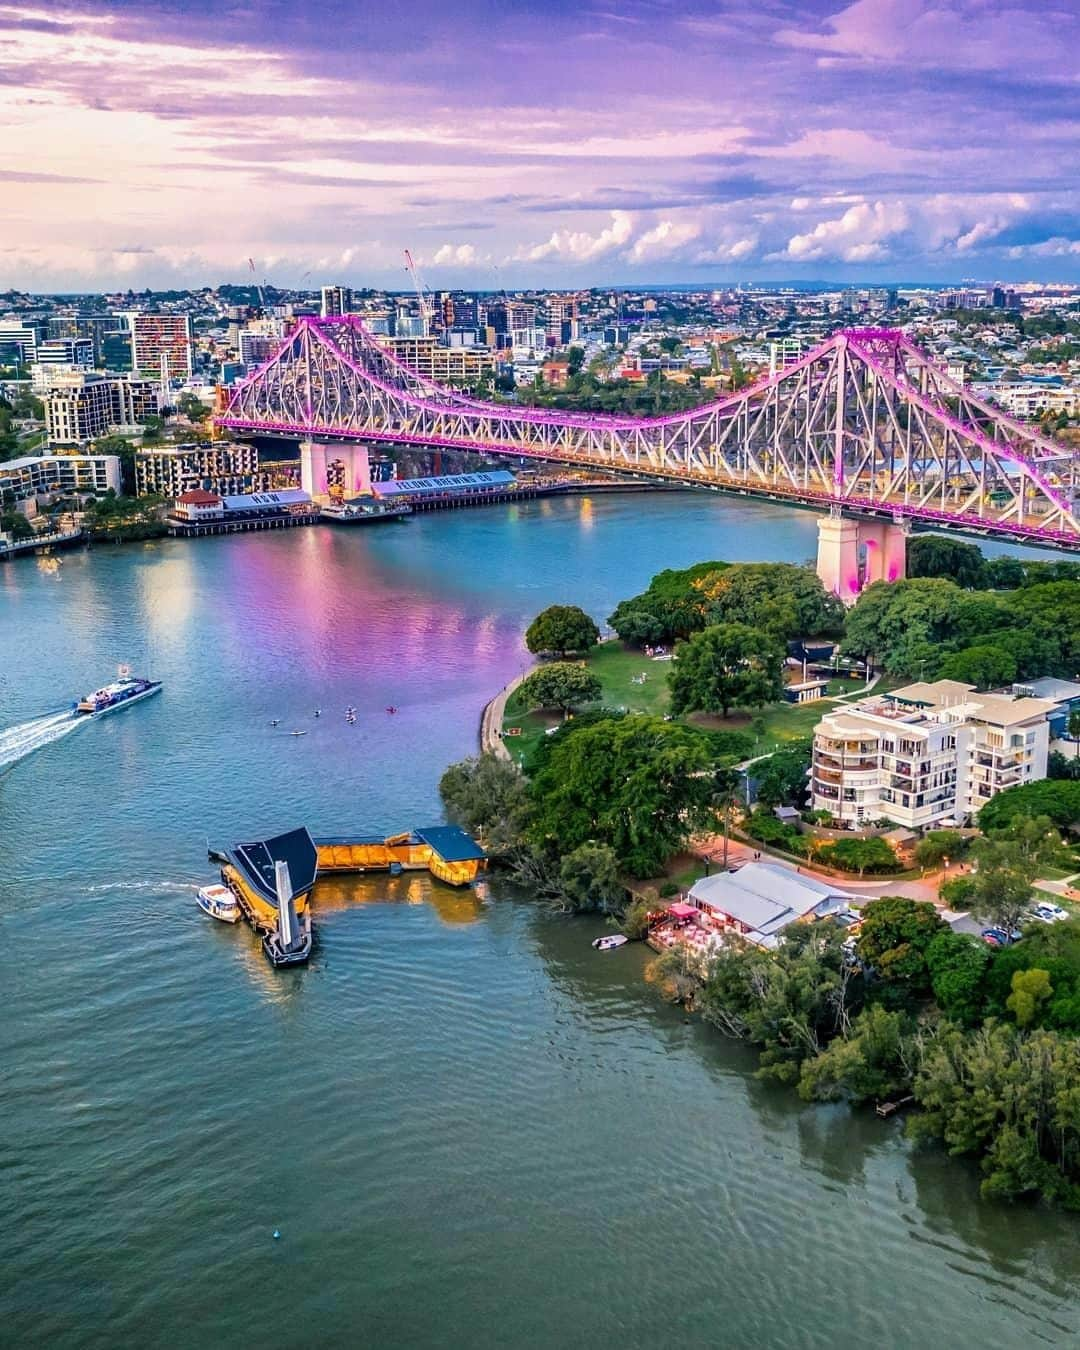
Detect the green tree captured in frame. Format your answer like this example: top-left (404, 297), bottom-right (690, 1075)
top-left (528, 714), bottom-right (717, 877)
top-left (175, 391), bottom-right (209, 420)
top-left (856, 897), bottom-right (947, 993)
top-left (914, 829), bottom-right (969, 872)
top-left (937, 644), bottom-right (1017, 690)
top-left (977, 779), bottom-right (1080, 833)
top-left (841, 577), bottom-right (963, 674)
top-left (699, 926), bottom-right (855, 1085)
top-left (0, 509), bottom-right (34, 541)
top-left (910, 1022), bottom-right (1080, 1206)
top-left (695, 562), bottom-right (843, 639)
top-left (984, 556), bottom-right (1026, 589)
top-left (1006, 968), bottom-right (1053, 1028)
top-left (798, 1004), bottom-right (913, 1104)
top-left (668, 622), bottom-right (785, 717)
top-left (438, 752), bottom-right (530, 855)
top-left (907, 535), bottom-right (987, 589)
top-left (524, 604), bottom-right (600, 657)
top-left (754, 741), bottom-right (812, 808)
top-left (1070, 708), bottom-right (1080, 760)
top-left (607, 607), bottom-right (667, 648)
top-left (968, 847), bottom-right (1035, 938)
top-left (925, 930), bottom-right (991, 1024)
top-left (518, 662), bottom-right (602, 717)
top-left (815, 836), bottom-right (900, 877)
top-left (621, 897), bottom-right (652, 940)
top-left (554, 842), bottom-right (624, 914)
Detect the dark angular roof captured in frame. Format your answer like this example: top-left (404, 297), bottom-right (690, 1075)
top-left (228, 827), bottom-right (318, 903)
top-left (414, 826), bottom-right (486, 863)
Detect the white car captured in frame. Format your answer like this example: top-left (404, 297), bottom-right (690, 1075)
top-left (1032, 901), bottom-right (1069, 923)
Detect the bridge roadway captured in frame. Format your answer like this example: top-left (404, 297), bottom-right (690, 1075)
top-left (217, 319), bottom-right (1080, 556)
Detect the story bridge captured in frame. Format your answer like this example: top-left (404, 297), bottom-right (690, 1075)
top-left (216, 316), bottom-right (1080, 600)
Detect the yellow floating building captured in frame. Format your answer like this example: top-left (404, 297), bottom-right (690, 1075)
top-left (314, 827), bottom-right (487, 888)
top-left (217, 825), bottom-right (487, 941)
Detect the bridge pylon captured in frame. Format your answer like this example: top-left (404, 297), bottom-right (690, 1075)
top-left (816, 512), bottom-right (908, 604)
top-left (300, 440), bottom-right (372, 502)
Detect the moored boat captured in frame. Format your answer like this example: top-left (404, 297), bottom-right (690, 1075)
top-left (196, 883), bottom-right (240, 924)
top-left (593, 934), bottom-right (629, 951)
top-left (320, 498), bottom-right (411, 524)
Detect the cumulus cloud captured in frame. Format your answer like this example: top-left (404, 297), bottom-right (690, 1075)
top-left (516, 210), bottom-right (633, 263)
top-left (782, 200), bottom-right (910, 262)
top-left (431, 242), bottom-right (479, 265)
top-left (625, 219), bottom-right (700, 262)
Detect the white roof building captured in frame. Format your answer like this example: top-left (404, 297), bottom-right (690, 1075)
top-left (688, 863), bottom-right (853, 949)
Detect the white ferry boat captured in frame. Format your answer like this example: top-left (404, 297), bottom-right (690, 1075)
top-left (196, 883), bottom-right (240, 924)
top-left (74, 666), bottom-right (162, 718)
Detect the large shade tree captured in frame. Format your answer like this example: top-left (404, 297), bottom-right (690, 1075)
top-left (668, 622), bottom-right (785, 717)
top-left (524, 605), bottom-right (599, 657)
top-left (518, 662), bottom-right (602, 717)
top-left (528, 715), bottom-right (718, 877)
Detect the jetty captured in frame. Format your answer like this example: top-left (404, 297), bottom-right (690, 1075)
top-left (212, 824), bottom-right (486, 968)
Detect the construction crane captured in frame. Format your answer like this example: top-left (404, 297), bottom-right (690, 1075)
top-left (403, 248), bottom-right (434, 335)
top-left (248, 257), bottom-right (267, 311)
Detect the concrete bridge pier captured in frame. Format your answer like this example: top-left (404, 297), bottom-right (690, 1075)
top-left (816, 513), bottom-right (908, 604)
top-left (300, 440), bottom-right (372, 501)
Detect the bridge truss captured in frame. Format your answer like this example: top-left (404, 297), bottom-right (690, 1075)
top-left (218, 316), bottom-right (1080, 549)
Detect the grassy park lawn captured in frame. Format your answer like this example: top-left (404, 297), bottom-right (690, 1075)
top-left (501, 639), bottom-right (858, 765)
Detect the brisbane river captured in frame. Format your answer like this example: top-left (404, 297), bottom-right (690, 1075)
top-left (2, 492), bottom-right (1079, 1349)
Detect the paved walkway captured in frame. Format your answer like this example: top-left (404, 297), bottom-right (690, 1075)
top-left (479, 671), bottom-right (528, 760)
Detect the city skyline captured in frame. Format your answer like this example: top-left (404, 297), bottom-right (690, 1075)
top-left (2, 0), bottom-right (1079, 289)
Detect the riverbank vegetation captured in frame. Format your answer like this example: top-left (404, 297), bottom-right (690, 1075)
top-left (662, 896), bottom-right (1080, 1208)
top-left (448, 541), bottom-right (1080, 1206)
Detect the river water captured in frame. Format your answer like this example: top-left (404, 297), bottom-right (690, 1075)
top-left (2, 493), bottom-right (1078, 1349)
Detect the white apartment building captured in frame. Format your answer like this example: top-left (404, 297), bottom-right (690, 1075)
top-left (0, 453), bottom-right (121, 501)
top-left (377, 336), bottom-right (495, 383)
top-left (810, 679), bottom-right (1055, 829)
top-left (35, 337), bottom-right (93, 368)
top-left (134, 443), bottom-right (266, 498)
top-left (44, 371), bottom-right (160, 444)
top-left (980, 382), bottom-right (1075, 418)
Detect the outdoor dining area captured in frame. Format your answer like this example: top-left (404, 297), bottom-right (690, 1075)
top-left (646, 900), bottom-right (724, 955)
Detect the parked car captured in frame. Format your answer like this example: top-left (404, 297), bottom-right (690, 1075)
top-left (981, 926), bottom-right (1022, 946)
top-left (1032, 901), bottom-right (1069, 923)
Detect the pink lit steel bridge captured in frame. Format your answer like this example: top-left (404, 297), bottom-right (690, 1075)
top-left (217, 316), bottom-right (1080, 550)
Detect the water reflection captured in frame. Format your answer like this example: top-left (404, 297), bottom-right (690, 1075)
top-left (311, 871), bottom-right (485, 926)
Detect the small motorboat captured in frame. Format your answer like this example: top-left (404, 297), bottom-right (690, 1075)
top-left (196, 883), bottom-right (240, 924)
top-left (270, 718), bottom-right (281, 727)
top-left (289, 730), bottom-right (308, 737)
top-left (592, 934), bottom-right (629, 952)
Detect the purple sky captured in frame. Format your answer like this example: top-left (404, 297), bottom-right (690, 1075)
top-left (2, 0), bottom-right (1079, 290)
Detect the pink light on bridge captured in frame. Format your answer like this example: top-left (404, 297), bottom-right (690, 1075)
top-left (216, 318), bottom-right (1080, 554)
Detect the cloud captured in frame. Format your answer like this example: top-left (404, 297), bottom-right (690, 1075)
top-left (776, 0), bottom-right (1075, 72)
top-left (431, 243), bottom-right (480, 266)
top-left (781, 200), bottom-right (910, 262)
top-left (516, 210), bottom-right (633, 263)
top-left (625, 219), bottom-right (701, 262)
top-left (0, 0), bottom-right (1077, 285)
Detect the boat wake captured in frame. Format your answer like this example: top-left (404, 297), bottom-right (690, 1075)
top-left (81, 880), bottom-right (200, 894)
top-left (0, 709), bottom-right (87, 773)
